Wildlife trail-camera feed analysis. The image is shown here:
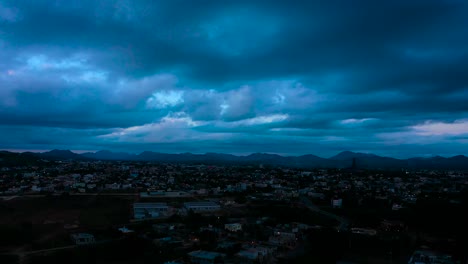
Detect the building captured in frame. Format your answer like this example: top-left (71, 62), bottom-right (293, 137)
top-left (188, 250), bottom-right (226, 264)
top-left (331, 198), bottom-right (343, 208)
top-left (118, 226), bottom-right (134, 234)
top-left (225, 223), bottom-right (242, 232)
top-left (133, 203), bottom-right (169, 219)
top-left (351, 228), bottom-right (377, 236)
top-left (408, 250), bottom-right (456, 264)
top-left (238, 247), bottom-right (273, 263)
top-left (140, 190), bottom-right (191, 198)
top-left (269, 231), bottom-right (297, 247)
top-left (184, 201), bottom-right (221, 212)
top-left (380, 219), bottom-right (406, 232)
top-left (70, 233), bottom-right (95, 245)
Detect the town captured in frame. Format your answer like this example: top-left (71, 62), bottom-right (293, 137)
top-left (2, 0), bottom-right (468, 263)
top-left (1, 158), bottom-right (466, 263)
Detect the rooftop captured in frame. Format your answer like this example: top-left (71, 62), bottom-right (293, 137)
top-left (71, 233), bottom-right (94, 239)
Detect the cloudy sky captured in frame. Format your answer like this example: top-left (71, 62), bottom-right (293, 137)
top-left (1, 0), bottom-right (467, 157)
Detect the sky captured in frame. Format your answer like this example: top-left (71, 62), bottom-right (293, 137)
top-left (0, 0), bottom-right (467, 158)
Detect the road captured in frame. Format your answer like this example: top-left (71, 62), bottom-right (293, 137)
top-left (299, 196), bottom-right (349, 231)
top-left (6, 238), bottom-right (122, 264)
top-left (1, 195), bottom-right (19, 201)
top-left (21, 245), bottom-right (77, 256)
top-left (3, 245), bottom-right (77, 264)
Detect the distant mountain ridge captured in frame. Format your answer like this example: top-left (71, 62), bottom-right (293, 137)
top-left (1, 150), bottom-right (467, 170)
top-left (39, 149), bottom-right (87, 160)
top-left (329, 150), bottom-right (379, 160)
top-left (82, 150), bottom-right (136, 160)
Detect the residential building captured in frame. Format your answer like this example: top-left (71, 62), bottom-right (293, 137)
top-left (133, 203), bottom-right (169, 219)
top-left (408, 250), bottom-right (456, 264)
top-left (225, 223), bottom-right (242, 232)
top-left (70, 233), bottom-right (95, 245)
top-left (184, 201), bottom-right (221, 212)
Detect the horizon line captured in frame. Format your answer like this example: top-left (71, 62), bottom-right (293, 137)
top-left (1, 149), bottom-right (466, 159)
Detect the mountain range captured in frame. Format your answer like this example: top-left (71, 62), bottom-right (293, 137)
top-left (1, 149), bottom-right (468, 170)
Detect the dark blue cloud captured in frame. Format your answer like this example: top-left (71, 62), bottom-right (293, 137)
top-left (0, 0), bottom-right (467, 157)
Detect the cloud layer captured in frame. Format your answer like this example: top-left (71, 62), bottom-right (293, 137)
top-left (1, 0), bottom-right (467, 157)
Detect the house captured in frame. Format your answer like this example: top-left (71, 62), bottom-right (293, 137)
top-left (188, 250), bottom-right (226, 264)
top-left (331, 198), bottom-right (343, 208)
top-left (164, 261), bottom-right (184, 264)
top-left (238, 246), bottom-right (272, 263)
top-left (118, 226), bottom-right (134, 234)
top-left (216, 241), bottom-right (239, 251)
top-left (225, 223), bottom-right (242, 232)
top-left (133, 203), bottom-right (169, 219)
top-left (104, 183), bottom-right (120, 190)
top-left (73, 182), bottom-right (86, 188)
top-left (153, 223), bottom-right (182, 233)
top-left (184, 201), bottom-right (221, 212)
top-left (268, 231), bottom-right (297, 247)
top-left (71, 233), bottom-right (95, 245)
top-left (351, 228), bottom-right (377, 236)
top-left (121, 183), bottom-right (132, 189)
top-left (380, 219), bottom-right (406, 232)
top-left (31, 186), bottom-right (42, 192)
top-left (408, 250), bottom-right (456, 264)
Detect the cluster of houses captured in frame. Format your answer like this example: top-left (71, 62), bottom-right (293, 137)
top-left (1, 160), bottom-right (466, 262)
top-left (133, 201), bottom-right (221, 220)
top-left (1, 161), bottom-right (466, 212)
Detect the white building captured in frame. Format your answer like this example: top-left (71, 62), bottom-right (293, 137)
top-left (408, 250), bottom-right (455, 264)
top-left (71, 233), bottom-right (95, 245)
top-left (331, 198), bottom-right (343, 208)
top-left (351, 228), bottom-right (377, 236)
top-left (184, 201), bottom-right (221, 212)
top-left (225, 223), bottom-right (242, 232)
top-left (133, 203), bottom-right (169, 219)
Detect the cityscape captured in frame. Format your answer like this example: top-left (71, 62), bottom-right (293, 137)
top-left (1, 0), bottom-right (468, 263)
top-left (0, 150), bottom-right (467, 263)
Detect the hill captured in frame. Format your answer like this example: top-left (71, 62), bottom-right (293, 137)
top-left (1, 150), bottom-right (467, 170)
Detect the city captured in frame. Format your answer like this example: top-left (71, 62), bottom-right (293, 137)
top-left (1, 0), bottom-right (468, 263)
top-left (0, 151), bottom-right (466, 263)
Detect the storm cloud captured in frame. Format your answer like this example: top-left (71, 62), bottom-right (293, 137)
top-left (0, 0), bottom-right (467, 157)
